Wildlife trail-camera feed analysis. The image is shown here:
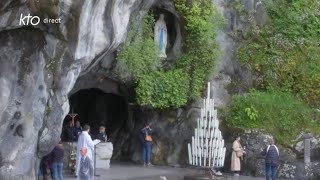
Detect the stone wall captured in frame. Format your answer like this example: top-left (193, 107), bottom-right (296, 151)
top-left (223, 130), bottom-right (320, 179)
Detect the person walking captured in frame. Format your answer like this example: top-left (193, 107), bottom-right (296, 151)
top-left (139, 123), bottom-right (153, 167)
top-left (78, 147), bottom-right (94, 180)
top-left (51, 141), bottom-right (64, 180)
top-left (231, 136), bottom-right (246, 176)
top-left (261, 138), bottom-right (279, 180)
top-left (76, 125), bottom-right (94, 177)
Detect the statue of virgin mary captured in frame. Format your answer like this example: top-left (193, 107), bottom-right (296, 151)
top-left (154, 14), bottom-right (167, 58)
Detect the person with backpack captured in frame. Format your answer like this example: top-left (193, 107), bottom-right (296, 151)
top-left (138, 122), bottom-right (153, 167)
top-left (261, 138), bottom-right (280, 180)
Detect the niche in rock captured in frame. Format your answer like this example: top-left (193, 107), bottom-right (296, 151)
top-left (152, 7), bottom-right (180, 60)
top-left (61, 88), bottom-right (128, 141)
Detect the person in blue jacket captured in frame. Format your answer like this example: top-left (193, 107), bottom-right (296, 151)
top-left (138, 122), bottom-right (153, 167)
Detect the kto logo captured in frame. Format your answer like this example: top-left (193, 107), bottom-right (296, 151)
top-left (19, 13), bottom-right (40, 26)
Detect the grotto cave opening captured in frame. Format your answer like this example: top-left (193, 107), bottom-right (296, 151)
top-left (61, 88), bottom-right (128, 147)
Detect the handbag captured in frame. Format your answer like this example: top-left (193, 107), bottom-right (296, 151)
top-left (236, 150), bottom-right (243, 157)
top-left (145, 130), bottom-right (153, 142)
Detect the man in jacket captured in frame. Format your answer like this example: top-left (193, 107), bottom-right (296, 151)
top-left (261, 138), bottom-right (279, 180)
top-left (95, 126), bottom-right (107, 142)
top-left (74, 120), bottom-right (83, 141)
top-left (78, 147), bottom-right (94, 180)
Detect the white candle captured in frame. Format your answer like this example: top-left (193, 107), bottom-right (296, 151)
top-left (195, 129), bottom-right (198, 166)
top-left (221, 147), bottom-right (226, 167)
top-left (195, 145), bottom-right (198, 166)
top-left (188, 144), bottom-right (192, 165)
top-left (208, 109), bottom-right (212, 130)
top-left (197, 118), bottom-right (200, 132)
top-left (197, 130), bottom-right (200, 165)
top-left (187, 82), bottom-right (228, 168)
top-left (199, 147), bottom-right (202, 166)
top-left (192, 136), bottom-right (195, 165)
top-left (208, 140), bottom-right (212, 167)
top-left (207, 82), bottom-right (210, 100)
top-left (218, 141), bottom-right (223, 166)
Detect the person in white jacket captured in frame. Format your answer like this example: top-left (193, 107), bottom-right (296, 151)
top-left (76, 125), bottom-right (94, 177)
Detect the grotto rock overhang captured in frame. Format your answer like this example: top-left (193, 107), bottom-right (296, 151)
top-left (0, 0), bottom-right (181, 179)
top-left (69, 73), bottom-right (126, 97)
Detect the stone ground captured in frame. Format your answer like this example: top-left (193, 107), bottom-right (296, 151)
top-left (63, 162), bottom-right (267, 180)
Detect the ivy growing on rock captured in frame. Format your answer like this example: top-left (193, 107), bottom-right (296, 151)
top-left (115, 1), bottom-right (223, 109)
top-left (236, 0), bottom-right (320, 107)
top-left (223, 0), bottom-right (320, 144)
top-left (223, 90), bottom-right (320, 144)
top-left (136, 70), bottom-right (189, 109)
top-left (114, 14), bottom-right (159, 82)
top-left (174, 0), bottom-right (224, 99)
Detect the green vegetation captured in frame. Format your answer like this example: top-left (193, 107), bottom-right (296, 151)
top-left (114, 14), bottom-right (159, 82)
top-left (236, 0), bottom-right (320, 107)
top-left (136, 70), bottom-right (189, 109)
top-left (223, 0), bottom-right (320, 144)
top-left (115, 0), bottom-right (223, 108)
top-left (174, 0), bottom-right (224, 99)
top-left (46, 58), bottom-right (58, 72)
top-left (223, 90), bottom-right (320, 144)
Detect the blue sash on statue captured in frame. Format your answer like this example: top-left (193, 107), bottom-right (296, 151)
top-left (160, 28), bottom-right (164, 51)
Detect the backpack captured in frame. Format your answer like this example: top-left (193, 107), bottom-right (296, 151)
top-left (266, 145), bottom-right (279, 156)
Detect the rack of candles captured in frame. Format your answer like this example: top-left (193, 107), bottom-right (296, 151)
top-left (188, 82), bottom-right (226, 168)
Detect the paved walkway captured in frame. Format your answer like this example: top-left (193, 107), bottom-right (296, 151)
top-left (64, 162), bottom-right (266, 180)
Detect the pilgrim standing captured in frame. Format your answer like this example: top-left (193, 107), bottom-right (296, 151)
top-left (76, 125), bottom-right (94, 177)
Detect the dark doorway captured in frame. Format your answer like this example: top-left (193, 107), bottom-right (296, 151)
top-left (61, 88), bottom-right (128, 140)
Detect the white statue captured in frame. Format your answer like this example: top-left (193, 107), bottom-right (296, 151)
top-left (154, 14), bottom-right (167, 58)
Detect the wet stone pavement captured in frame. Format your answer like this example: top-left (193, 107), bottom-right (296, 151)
top-left (63, 162), bottom-right (268, 180)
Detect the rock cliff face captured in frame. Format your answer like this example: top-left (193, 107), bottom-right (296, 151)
top-left (0, 0), bottom-right (319, 179)
top-left (210, 0), bottom-right (320, 179)
top-left (0, 0), bottom-right (165, 179)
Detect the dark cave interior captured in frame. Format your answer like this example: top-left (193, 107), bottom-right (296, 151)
top-left (61, 88), bottom-right (128, 141)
